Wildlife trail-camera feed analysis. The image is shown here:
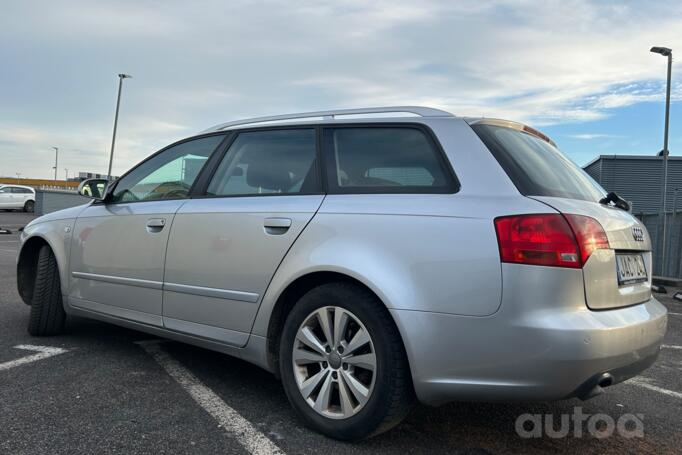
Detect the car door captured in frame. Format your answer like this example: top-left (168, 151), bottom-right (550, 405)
top-left (13, 187), bottom-right (30, 207)
top-left (0, 186), bottom-right (13, 208)
top-left (162, 128), bottom-right (324, 346)
top-left (68, 134), bottom-right (226, 326)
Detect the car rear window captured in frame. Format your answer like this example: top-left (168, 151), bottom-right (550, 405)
top-left (323, 126), bottom-right (457, 194)
top-left (472, 124), bottom-right (605, 202)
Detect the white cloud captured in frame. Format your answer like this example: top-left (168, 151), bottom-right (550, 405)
top-left (566, 133), bottom-right (624, 140)
top-left (1, 0), bottom-right (682, 177)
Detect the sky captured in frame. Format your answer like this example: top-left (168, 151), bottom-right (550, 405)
top-left (1, 0), bottom-right (682, 179)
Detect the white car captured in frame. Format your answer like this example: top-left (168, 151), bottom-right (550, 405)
top-left (0, 184), bottom-right (35, 212)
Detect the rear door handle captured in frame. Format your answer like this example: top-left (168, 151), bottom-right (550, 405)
top-left (264, 217), bottom-right (291, 235)
top-left (146, 218), bottom-right (167, 232)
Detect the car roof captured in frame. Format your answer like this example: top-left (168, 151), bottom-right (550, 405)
top-left (197, 107), bottom-right (556, 146)
top-left (0, 184), bottom-right (35, 191)
top-left (200, 106), bottom-right (456, 134)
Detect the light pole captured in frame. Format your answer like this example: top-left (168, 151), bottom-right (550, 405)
top-left (650, 46), bottom-right (672, 276)
top-left (64, 168), bottom-right (69, 180)
top-left (52, 146), bottom-right (59, 181)
top-left (107, 74), bottom-right (132, 182)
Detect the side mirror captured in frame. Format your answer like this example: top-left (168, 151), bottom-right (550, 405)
top-left (78, 178), bottom-right (109, 200)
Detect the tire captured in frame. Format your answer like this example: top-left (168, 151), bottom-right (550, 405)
top-left (279, 282), bottom-right (414, 440)
top-left (27, 245), bottom-right (66, 336)
top-left (24, 200), bottom-right (34, 213)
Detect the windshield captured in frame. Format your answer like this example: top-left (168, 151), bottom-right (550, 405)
top-left (472, 124), bottom-right (606, 202)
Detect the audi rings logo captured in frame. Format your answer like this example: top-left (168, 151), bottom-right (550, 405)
top-left (632, 226), bottom-right (645, 242)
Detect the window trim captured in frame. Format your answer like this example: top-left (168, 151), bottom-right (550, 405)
top-left (321, 123), bottom-right (460, 195)
top-left (192, 125), bottom-right (324, 200)
top-left (101, 132), bottom-right (231, 205)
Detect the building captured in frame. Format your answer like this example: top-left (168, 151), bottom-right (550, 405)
top-left (67, 171), bottom-right (117, 182)
top-left (0, 177), bottom-right (79, 190)
top-left (584, 155), bottom-right (682, 215)
top-left (583, 155), bottom-right (682, 277)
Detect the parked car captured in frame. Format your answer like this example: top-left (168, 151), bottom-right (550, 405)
top-left (16, 107), bottom-right (667, 440)
top-left (0, 184), bottom-right (35, 212)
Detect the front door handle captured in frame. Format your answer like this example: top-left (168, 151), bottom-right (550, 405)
top-left (146, 218), bottom-right (166, 232)
top-left (264, 217), bottom-right (291, 235)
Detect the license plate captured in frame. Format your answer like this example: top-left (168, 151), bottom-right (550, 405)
top-left (616, 253), bottom-right (647, 285)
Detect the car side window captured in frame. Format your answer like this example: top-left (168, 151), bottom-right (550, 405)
top-left (110, 135), bottom-right (225, 203)
top-left (206, 129), bottom-right (319, 196)
top-left (0, 187), bottom-right (12, 193)
top-left (323, 127), bottom-right (456, 194)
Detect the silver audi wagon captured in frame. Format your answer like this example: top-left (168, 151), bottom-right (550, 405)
top-left (17, 107), bottom-right (667, 440)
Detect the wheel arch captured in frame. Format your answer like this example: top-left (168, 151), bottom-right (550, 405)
top-left (17, 235), bottom-right (52, 305)
top-left (17, 225), bottom-right (71, 306)
top-left (263, 270), bottom-right (411, 382)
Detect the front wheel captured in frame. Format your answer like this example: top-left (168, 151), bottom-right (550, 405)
top-left (27, 245), bottom-right (66, 336)
top-left (279, 282), bottom-right (414, 440)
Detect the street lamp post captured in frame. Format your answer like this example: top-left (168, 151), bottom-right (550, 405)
top-left (650, 46), bottom-right (673, 276)
top-left (52, 146), bottom-right (59, 181)
top-left (106, 74), bottom-right (132, 182)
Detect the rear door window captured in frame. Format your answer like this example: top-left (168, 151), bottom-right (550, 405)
top-left (323, 126), bottom-right (457, 194)
top-left (206, 129), bottom-right (319, 196)
top-left (472, 124), bottom-right (605, 202)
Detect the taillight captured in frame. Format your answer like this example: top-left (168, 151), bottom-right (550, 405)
top-left (494, 214), bottom-right (609, 268)
top-left (563, 214), bottom-right (610, 265)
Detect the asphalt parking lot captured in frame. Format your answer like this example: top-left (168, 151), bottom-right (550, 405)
top-left (1, 210), bottom-right (681, 454)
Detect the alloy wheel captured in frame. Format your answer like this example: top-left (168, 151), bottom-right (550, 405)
top-left (292, 306), bottom-right (377, 419)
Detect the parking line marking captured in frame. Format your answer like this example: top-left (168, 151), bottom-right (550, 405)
top-left (137, 340), bottom-right (284, 455)
top-left (0, 345), bottom-right (68, 371)
top-left (627, 377), bottom-right (682, 399)
top-left (662, 345), bottom-right (682, 350)
top-left (667, 312), bottom-right (682, 316)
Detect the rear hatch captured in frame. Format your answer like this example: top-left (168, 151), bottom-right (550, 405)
top-left (471, 119), bottom-right (652, 310)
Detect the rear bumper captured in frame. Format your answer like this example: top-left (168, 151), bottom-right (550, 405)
top-left (390, 297), bottom-right (667, 406)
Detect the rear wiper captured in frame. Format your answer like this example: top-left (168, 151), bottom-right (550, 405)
top-left (599, 192), bottom-right (630, 211)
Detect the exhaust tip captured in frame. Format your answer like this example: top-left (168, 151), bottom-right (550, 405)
top-left (577, 373), bottom-right (613, 400)
top-left (598, 375), bottom-right (613, 388)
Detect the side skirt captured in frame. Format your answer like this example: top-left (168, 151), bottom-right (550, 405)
top-left (66, 304), bottom-right (273, 373)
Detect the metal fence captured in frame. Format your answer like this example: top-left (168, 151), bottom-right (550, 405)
top-left (34, 189), bottom-right (90, 216)
top-left (638, 211), bottom-right (682, 278)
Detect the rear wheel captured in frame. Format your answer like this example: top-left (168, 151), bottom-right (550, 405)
top-left (279, 282), bottom-right (414, 440)
top-left (27, 245), bottom-right (66, 336)
top-left (23, 200), bottom-right (34, 213)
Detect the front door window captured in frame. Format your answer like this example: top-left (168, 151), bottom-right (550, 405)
top-left (110, 135), bottom-right (225, 203)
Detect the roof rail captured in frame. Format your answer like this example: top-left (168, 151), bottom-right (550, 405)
top-left (201, 106), bottom-right (454, 133)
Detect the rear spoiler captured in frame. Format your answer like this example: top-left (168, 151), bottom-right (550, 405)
top-left (466, 118), bottom-right (557, 148)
